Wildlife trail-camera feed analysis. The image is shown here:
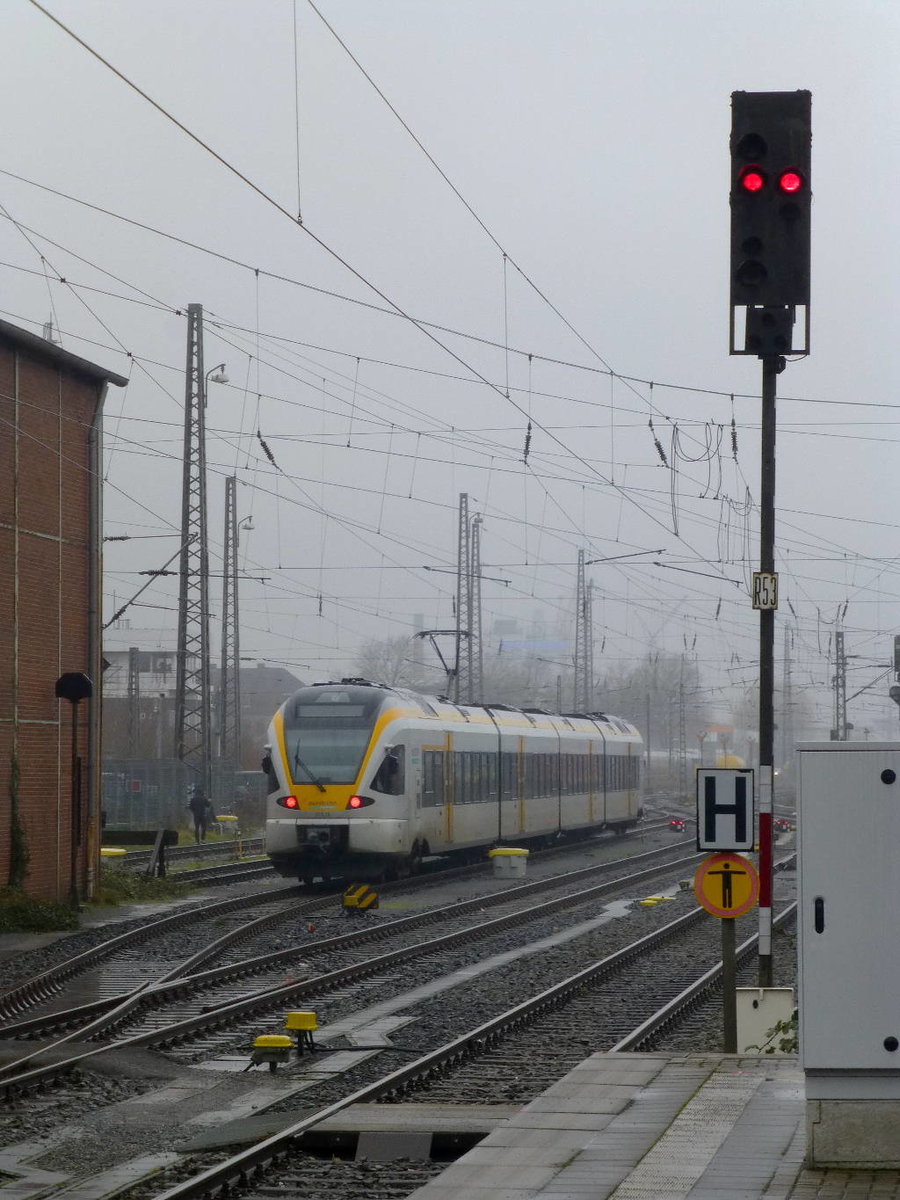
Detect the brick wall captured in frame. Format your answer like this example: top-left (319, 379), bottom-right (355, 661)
top-left (0, 341), bottom-right (103, 901)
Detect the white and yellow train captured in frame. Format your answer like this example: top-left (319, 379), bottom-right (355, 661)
top-left (263, 679), bottom-right (644, 882)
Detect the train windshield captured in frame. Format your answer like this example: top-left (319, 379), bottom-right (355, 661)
top-left (282, 687), bottom-right (384, 785)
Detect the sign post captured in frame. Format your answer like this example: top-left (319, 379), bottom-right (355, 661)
top-left (694, 852), bottom-right (760, 1052)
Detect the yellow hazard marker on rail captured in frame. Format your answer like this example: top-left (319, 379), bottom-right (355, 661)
top-left (693, 852), bottom-right (760, 919)
top-left (247, 1034), bottom-right (293, 1072)
top-left (342, 883), bottom-right (379, 914)
top-left (285, 1010), bottom-right (318, 1054)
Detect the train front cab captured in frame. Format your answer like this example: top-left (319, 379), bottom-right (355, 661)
top-left (264, 683), bottom-right (418, 881)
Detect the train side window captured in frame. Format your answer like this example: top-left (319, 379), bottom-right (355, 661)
top-left (501, 752), bottom-right (515, 800)
top-left (372, 744), bottom-right (405, 795)
top-left (487, 753), bottom-right (498, 798)
top-left (423, 750), bottom-right (444, 807)
top-left (423, 752), bottom-right (433, 803)
top-left (461, 752), bottom-right (471, 804)
top-left (261, 750), bottom-right (279, 795)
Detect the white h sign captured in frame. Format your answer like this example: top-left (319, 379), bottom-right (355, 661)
top-left (696, 768), bottom-right (755, 850)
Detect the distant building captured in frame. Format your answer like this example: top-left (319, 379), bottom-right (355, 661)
top-left (238, 662), bottom-right (305, 763)
top-left (100, 630), bottom-right (303, 770)
top-left (0, 319), bottom-right (127, 901)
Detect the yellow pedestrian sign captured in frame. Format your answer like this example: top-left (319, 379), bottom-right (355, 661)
top-left (694, 853), bottom-right (759, 918)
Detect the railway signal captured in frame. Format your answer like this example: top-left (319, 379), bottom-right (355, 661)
top-left (727, 90), bottom-right (812, 990)
top-left (730, 90), bottom-right (811, 355)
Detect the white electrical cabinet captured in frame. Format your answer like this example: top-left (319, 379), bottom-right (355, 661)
top-left (798, 742), bottom-right (900, 1071)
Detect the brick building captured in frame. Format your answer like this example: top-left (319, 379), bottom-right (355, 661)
top-left (0, 319), bottom-right (127, 902)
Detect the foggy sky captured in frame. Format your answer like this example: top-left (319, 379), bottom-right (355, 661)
top-left (3, 0), bottom-right (900, 736)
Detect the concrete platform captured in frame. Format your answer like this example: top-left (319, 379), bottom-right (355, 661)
top-left (403, 1053), bottom-right (900, 1199)
top-left (180, 1100), bottom-right (518, 1152)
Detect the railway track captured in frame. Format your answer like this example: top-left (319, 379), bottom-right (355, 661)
top-left (116, 837), bottom-right (265, 869)
top-left (0, 821), bottom-right (675, 1027)
top-left (0, 838), bottom-right (700, 1088)
top-left (0, 822), bottom-right (769, 1200)
top-left (133, 886), bottom-right (798, 1200)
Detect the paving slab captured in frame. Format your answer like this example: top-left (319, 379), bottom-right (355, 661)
top-left (405, 1053), bottom-right (829, 1200)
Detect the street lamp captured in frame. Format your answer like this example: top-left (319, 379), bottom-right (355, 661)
top-left (203, 363), bottom-right (228, 408)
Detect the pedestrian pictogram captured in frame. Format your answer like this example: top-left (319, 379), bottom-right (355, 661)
top-left (694, 853), bottom-right (760, 918)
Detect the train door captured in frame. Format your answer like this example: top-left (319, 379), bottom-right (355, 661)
top-left (588, 741), bottom-right (595, 822)
top-left (516, 736), bottom-right (526, 833)
top-left (591, 722), bottom-right (608, 826)
top-left (443, 731), bottom-right (454, 844)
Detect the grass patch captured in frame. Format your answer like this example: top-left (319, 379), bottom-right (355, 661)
top-left (0, 870), bottom-right (195, 933)
top-left (0, 888), bottom-right (79, 933)
top-left (92, 868), bottom-right (194, 906)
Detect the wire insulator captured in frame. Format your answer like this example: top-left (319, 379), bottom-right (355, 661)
top-left (257, 429), bottom-right (278, 468)
top-left (649, 418), bottom-right (668, 467)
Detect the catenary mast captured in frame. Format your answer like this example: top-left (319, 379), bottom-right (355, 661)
top-left (174, 303), bottom-right (211, 798)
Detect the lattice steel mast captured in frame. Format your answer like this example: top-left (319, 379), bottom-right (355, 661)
top-left (174, 303), bottom-right (211, 795)
top-left (127, 646), bottom-right (140, 757)
top-left (454, 493), bottom-right (472, 704)
top-left (585, 580), bottom-right (594, 711)
top-left (573, 550), bottom-right (590, 711)
top-left (470, 513), bottom-right (483, 705)
top-left (219, 475), bottom-right (241, 765)
top-left (832, 626), bottom-right (848, 741)
top-left (677, 654), bottom-right (688, 799)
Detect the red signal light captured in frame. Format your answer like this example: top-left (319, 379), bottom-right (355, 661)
top-left (347, 795), bottom-right (374, 809)
top-left (778, 170), bottom-right (803, 194)
top-left (284, 795), bottom-right (298, 809)
top-left (739, 166), bottom-right (766, 193)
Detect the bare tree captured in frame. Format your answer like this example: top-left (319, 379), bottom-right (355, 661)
top-left (351, 635), bottom-right (433, 690)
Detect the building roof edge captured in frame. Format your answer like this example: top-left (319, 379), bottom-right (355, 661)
top-left (0, 317), bottom-right (129, 387)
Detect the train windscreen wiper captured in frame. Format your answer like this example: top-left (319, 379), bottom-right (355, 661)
top-left (292, 749), bottom-right (327, 792)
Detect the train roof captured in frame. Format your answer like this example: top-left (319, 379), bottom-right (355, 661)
top-left (283, 680), bottom-right (642, 741)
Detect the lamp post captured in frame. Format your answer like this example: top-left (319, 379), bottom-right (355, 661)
top-left (56, 672), bottom-right (93, 908)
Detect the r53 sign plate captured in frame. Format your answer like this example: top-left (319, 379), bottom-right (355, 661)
top-left (752, 571), bottom-right (778, 610)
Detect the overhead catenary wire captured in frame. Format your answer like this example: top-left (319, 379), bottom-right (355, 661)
top-left (2, 196), bottom-right (898, 415)
top-left (14, 9), bottom-right (897, 700)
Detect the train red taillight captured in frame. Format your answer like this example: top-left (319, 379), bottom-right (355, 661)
top-left (348, 795), bottom-right (375, 809)
top-left (277, 795), bottom-right (299, 809)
